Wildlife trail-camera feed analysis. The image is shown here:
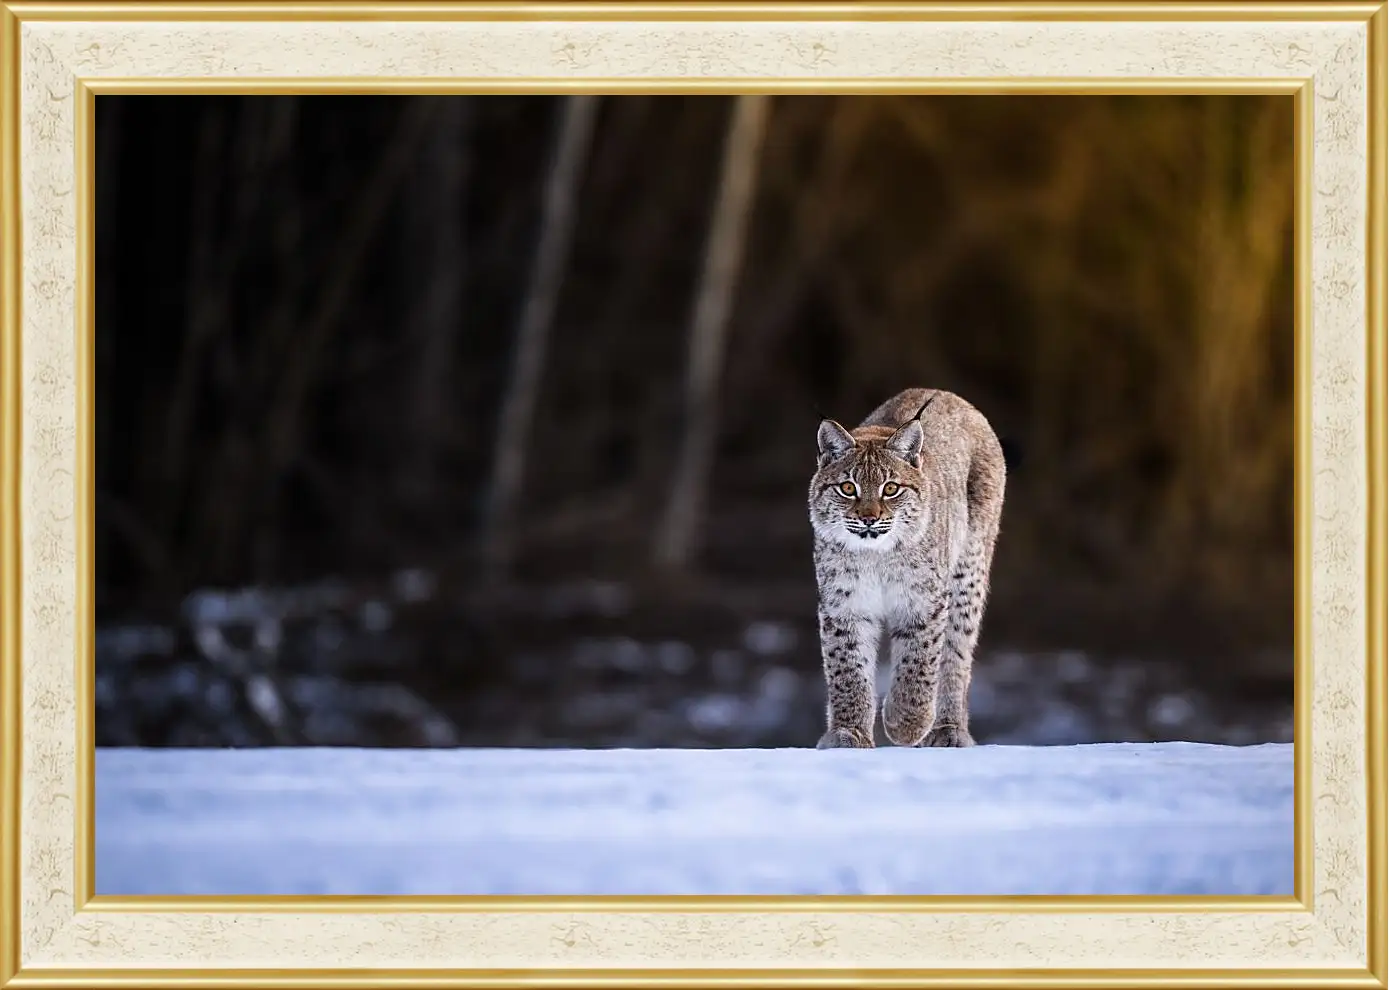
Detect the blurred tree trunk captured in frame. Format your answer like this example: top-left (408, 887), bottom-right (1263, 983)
top-left (230, 97), bottom-right (307, 582)
top-left (654, 95), bottom-right (772, 572)
top-left (730, 97), bottom-right (872, 400)
top-left (156, 99), bottom-right (228, 557)
top-left (400, 97), bottom-right (471, 507)
top-left (188, 99), bottom-right (433, 582)
top-left (250, 100), bottom-right (437, 569)
top-left (480, 95), bottom-right (600, 578)
top-left (181, 98), bottom-right (299, 584)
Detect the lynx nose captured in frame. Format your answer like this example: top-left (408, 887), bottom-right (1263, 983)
top-left (855, 502), bottom-right (885, 523)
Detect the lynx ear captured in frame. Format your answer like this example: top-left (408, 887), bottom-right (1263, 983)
top-left (817, 420), bottom-right (856, 464)
top-left (885, 419), bottom-right (924, 468)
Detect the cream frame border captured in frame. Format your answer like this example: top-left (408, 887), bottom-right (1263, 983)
top-left (0, 3), bottom-right (1383, 987)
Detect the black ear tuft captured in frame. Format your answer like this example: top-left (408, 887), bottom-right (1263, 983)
top-left (885, 419), bottom-right (924, 468)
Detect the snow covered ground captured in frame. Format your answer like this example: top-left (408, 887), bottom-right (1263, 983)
top-left (95, 742), bottom-right (1294, 897)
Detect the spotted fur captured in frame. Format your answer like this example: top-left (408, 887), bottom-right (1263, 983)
top-left (808, 388), bottom-right (1006, 749)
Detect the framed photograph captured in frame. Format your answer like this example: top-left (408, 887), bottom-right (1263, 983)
top-left (1, 1), bottom-right (1383, 986)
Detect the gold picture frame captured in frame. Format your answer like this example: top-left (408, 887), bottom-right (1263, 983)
top-left (0, 2), bottom-right (1383, 986)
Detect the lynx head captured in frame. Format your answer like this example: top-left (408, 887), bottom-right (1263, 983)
top-left (808, 417), bottom-right (929, 552)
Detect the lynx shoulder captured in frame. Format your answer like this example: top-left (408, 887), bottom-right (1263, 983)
top-left (806, 388), bottom-right (1005, 749)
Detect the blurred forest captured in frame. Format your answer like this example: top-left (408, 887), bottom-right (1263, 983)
top-left (95, 94), bottom-right (1295, 750)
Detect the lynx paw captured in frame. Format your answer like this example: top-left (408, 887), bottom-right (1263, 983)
top-left (921, 723), bottom-right (975, 748)
top-left (882, 695), bottom-right (932, 747)
top-left (816, 727), bottom-right (874, 749)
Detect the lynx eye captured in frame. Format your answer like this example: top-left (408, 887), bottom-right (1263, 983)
top-left (837, 481), bottom-right (858, 498)
top-left (882, 482), bottom-right (902, 498)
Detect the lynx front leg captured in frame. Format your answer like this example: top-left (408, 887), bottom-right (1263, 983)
top-left (816, 609), bottom-right (879, 749)
top-left (881, 601), bottom-right (948, 747)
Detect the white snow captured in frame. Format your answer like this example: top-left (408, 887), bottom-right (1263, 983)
top-left (95, 742), bottom-right (1293, 897)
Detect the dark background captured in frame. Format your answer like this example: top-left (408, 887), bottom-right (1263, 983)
top-left (94, 94), bottom-right (1295, 749)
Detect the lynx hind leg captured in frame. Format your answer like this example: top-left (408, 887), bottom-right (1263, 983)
top-left (923, 457), bottom-right (1004, 749)
top-left (919, 538), bottom-right (989, 748)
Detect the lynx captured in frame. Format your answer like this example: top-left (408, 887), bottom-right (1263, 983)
top-left (808, 388), bottom-right (1006, 749)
